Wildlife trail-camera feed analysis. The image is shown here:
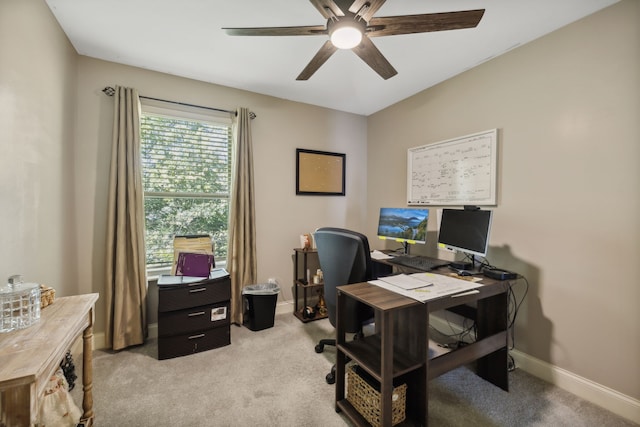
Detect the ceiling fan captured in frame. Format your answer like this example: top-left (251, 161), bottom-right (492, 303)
top-left (223, 0), bottom-right (485, 81)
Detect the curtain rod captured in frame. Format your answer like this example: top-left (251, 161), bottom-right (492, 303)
top-left (102, 86), bottom-right (256, 119)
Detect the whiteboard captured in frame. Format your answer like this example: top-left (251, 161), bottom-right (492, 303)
top-left (407, 129), bottom-right (498, 206)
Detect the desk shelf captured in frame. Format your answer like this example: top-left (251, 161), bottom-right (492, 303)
top-left (338, 335), bottom-right (423, 381)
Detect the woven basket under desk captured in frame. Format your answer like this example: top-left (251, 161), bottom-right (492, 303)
top-left (346, 364), bottom-right (407, 427)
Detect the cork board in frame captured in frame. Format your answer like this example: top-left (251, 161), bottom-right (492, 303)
top-left (296, 149), bottom-right (345, 196)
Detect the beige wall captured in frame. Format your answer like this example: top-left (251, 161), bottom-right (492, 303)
top-left (0, 1), bottom-right (79, 293)
top-left (368, 0), bottom-right (639, 400)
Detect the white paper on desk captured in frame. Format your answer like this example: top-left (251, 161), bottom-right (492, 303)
top-left (370, 250), bottom-right (392, 260)
top-left (369, 272), bottom-right (482, 303)
top-left (378, 274), bottom-right (429, 290)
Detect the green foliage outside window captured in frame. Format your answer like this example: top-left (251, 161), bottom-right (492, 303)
top-left (140, 112), bottom-right (232, 268)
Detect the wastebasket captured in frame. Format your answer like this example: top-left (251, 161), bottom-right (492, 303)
top-left (242, 283), bottom-right (280, 331)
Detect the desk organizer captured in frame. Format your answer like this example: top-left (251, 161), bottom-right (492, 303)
top-left (1, 277), bottom-right (41, 333)
top-left (347, 364), bottom-right (406, 427)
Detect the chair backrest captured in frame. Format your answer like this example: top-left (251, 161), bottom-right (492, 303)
top-left (314, 227), bottom-right (374, 332)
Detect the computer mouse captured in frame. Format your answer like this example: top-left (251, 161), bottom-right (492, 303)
top-left (458, 270), bottom-right (472, 276)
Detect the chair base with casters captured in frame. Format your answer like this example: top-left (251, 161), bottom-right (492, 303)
top-left (315, 332), bottom-right (364, 384)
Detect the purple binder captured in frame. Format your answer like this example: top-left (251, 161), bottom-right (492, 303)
top-left (175, 252), bottom-right (214, 277)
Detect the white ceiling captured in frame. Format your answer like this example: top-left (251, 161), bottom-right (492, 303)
top-left (45, 0), bottom-right (619, 116)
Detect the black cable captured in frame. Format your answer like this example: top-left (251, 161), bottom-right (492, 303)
top-left (501, 274), bottom-right (529, 372)
top-left (429, 316), bottom-right (477, 347)
top-left (461, 253), bottom-right (494, 271)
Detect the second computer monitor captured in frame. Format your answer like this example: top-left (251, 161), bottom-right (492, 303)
top-left (438, 208), bottom-right (492, 258)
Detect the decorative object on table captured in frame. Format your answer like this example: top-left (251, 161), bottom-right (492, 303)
top-left (302, 305), bottom-right (316, 319)
top-left (1, 274), bottom-right (41, 333)
top-left (300, 233), bottom-right (312, 250)
top-left (40, 284), bottom-right (56, 308)
top-left (60, 350), bottom-right (77, 391)
top-left (316, 290), bottom-right (327, 316)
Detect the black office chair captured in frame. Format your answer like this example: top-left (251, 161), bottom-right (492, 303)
top-left (313, 227), bottom-right (375, 384)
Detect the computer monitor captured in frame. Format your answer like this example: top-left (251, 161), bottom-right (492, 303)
top-left (438, 208), bottom-right (493, 267)
top-left (377, 207), bottom-right (429, 254)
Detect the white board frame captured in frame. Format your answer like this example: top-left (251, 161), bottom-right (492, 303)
top-left (407, 129), bottom-right (498, 206)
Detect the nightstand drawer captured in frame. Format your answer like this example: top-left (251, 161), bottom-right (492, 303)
top-left (158, 277), bottom-right (230, 312)
top-left (158, 327), bottom-right (230, 360)
top-left (158, 302), bottom-right (230, 336)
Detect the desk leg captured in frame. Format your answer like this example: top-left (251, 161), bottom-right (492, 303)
top-left (380, 310), bottom-right (394, 427)
top-left (80, 309), bottom-right (95, 425)
top-left (335, 290), bottom-right (346, 410)
top-left (476, 291), bottom-right (509, 391)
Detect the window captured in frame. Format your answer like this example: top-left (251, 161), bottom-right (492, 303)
top-left (140, 100), bottom-right (232, 270)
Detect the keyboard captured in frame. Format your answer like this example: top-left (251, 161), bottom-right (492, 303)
top-left (387, 255), bottom-right (450, 272)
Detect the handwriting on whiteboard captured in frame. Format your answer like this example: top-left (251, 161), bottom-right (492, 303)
top-left (407, 129), bottom-right (497, 206)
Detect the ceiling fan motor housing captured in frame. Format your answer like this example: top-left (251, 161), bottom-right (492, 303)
top-left (328, 13), bottom-right (367, 49)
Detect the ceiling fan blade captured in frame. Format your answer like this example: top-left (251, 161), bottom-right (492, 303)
top-left (352, 36), bottom-right (397, 80)
top-left (309, 0), bottom-right (345, 19)
top-left (223, 25), bottom-right (327, 37)
top-left (349, 0), bottom-right (386, 22)
top-left (296, 40), bottom-right (338, 80)
top-left (367, 9), bottom-right (485, 37)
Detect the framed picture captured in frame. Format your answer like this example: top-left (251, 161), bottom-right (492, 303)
top-left (296, 149), bottom-right (345, 196)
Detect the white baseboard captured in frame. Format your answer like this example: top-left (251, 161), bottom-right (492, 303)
top-left (510, 349), bottom-right (640, 424)
top-left (429, 314), bottom-right (640, 424)
top-left (276, 301), bottom-right (294, 316)
top-left (148, 323), bottom-right (158, 339)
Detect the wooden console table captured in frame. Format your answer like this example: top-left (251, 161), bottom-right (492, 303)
top-left (0, 293), bottom-right (99, 426)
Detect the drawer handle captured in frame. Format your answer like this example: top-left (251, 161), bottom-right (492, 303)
top-left (189, 288), bottom-right (207, 293)
top-left (188, 333), bottom-right (205, 340)
top-left (188, 311), bottom-right (206, 317)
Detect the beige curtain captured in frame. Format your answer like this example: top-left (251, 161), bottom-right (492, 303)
top-left (227, 107), bottom-right (257, 324)
top-left (105, 86), bottom-right (148, 350)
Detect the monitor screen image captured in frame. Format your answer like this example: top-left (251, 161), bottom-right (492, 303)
top-left (438, 208), bottom-right (493, 257)
top-left (377, 207), bottom-right (429, 244)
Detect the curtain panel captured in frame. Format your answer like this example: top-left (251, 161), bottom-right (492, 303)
top-left (227, 107), bottom-right (257, 324)
top-left (105, 86), bottom-right (148, 350)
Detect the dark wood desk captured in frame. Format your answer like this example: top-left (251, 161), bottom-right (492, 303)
top-left (335, 270), bottom-right (510, 427)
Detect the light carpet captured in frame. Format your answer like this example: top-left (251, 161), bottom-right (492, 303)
top-left (72, 312), bottom-right (637, 426)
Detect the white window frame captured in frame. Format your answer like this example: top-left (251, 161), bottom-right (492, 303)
top-left (140, 99), bottom-right (233, 277)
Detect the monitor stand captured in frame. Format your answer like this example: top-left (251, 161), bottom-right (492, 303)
top-left (450, 255), bottom-right (482, 274)
top-left (450, 260), bottom-right (472, 270)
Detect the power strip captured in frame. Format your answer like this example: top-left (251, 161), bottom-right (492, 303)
top-left (483, 268), bottom-right (518, 280)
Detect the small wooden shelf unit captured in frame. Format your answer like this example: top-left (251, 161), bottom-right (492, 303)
top-left (292, 248), bottom-right (327, 323)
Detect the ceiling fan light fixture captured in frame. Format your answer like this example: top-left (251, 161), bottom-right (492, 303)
top-left (330, 22), bottom-right (363, 49)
